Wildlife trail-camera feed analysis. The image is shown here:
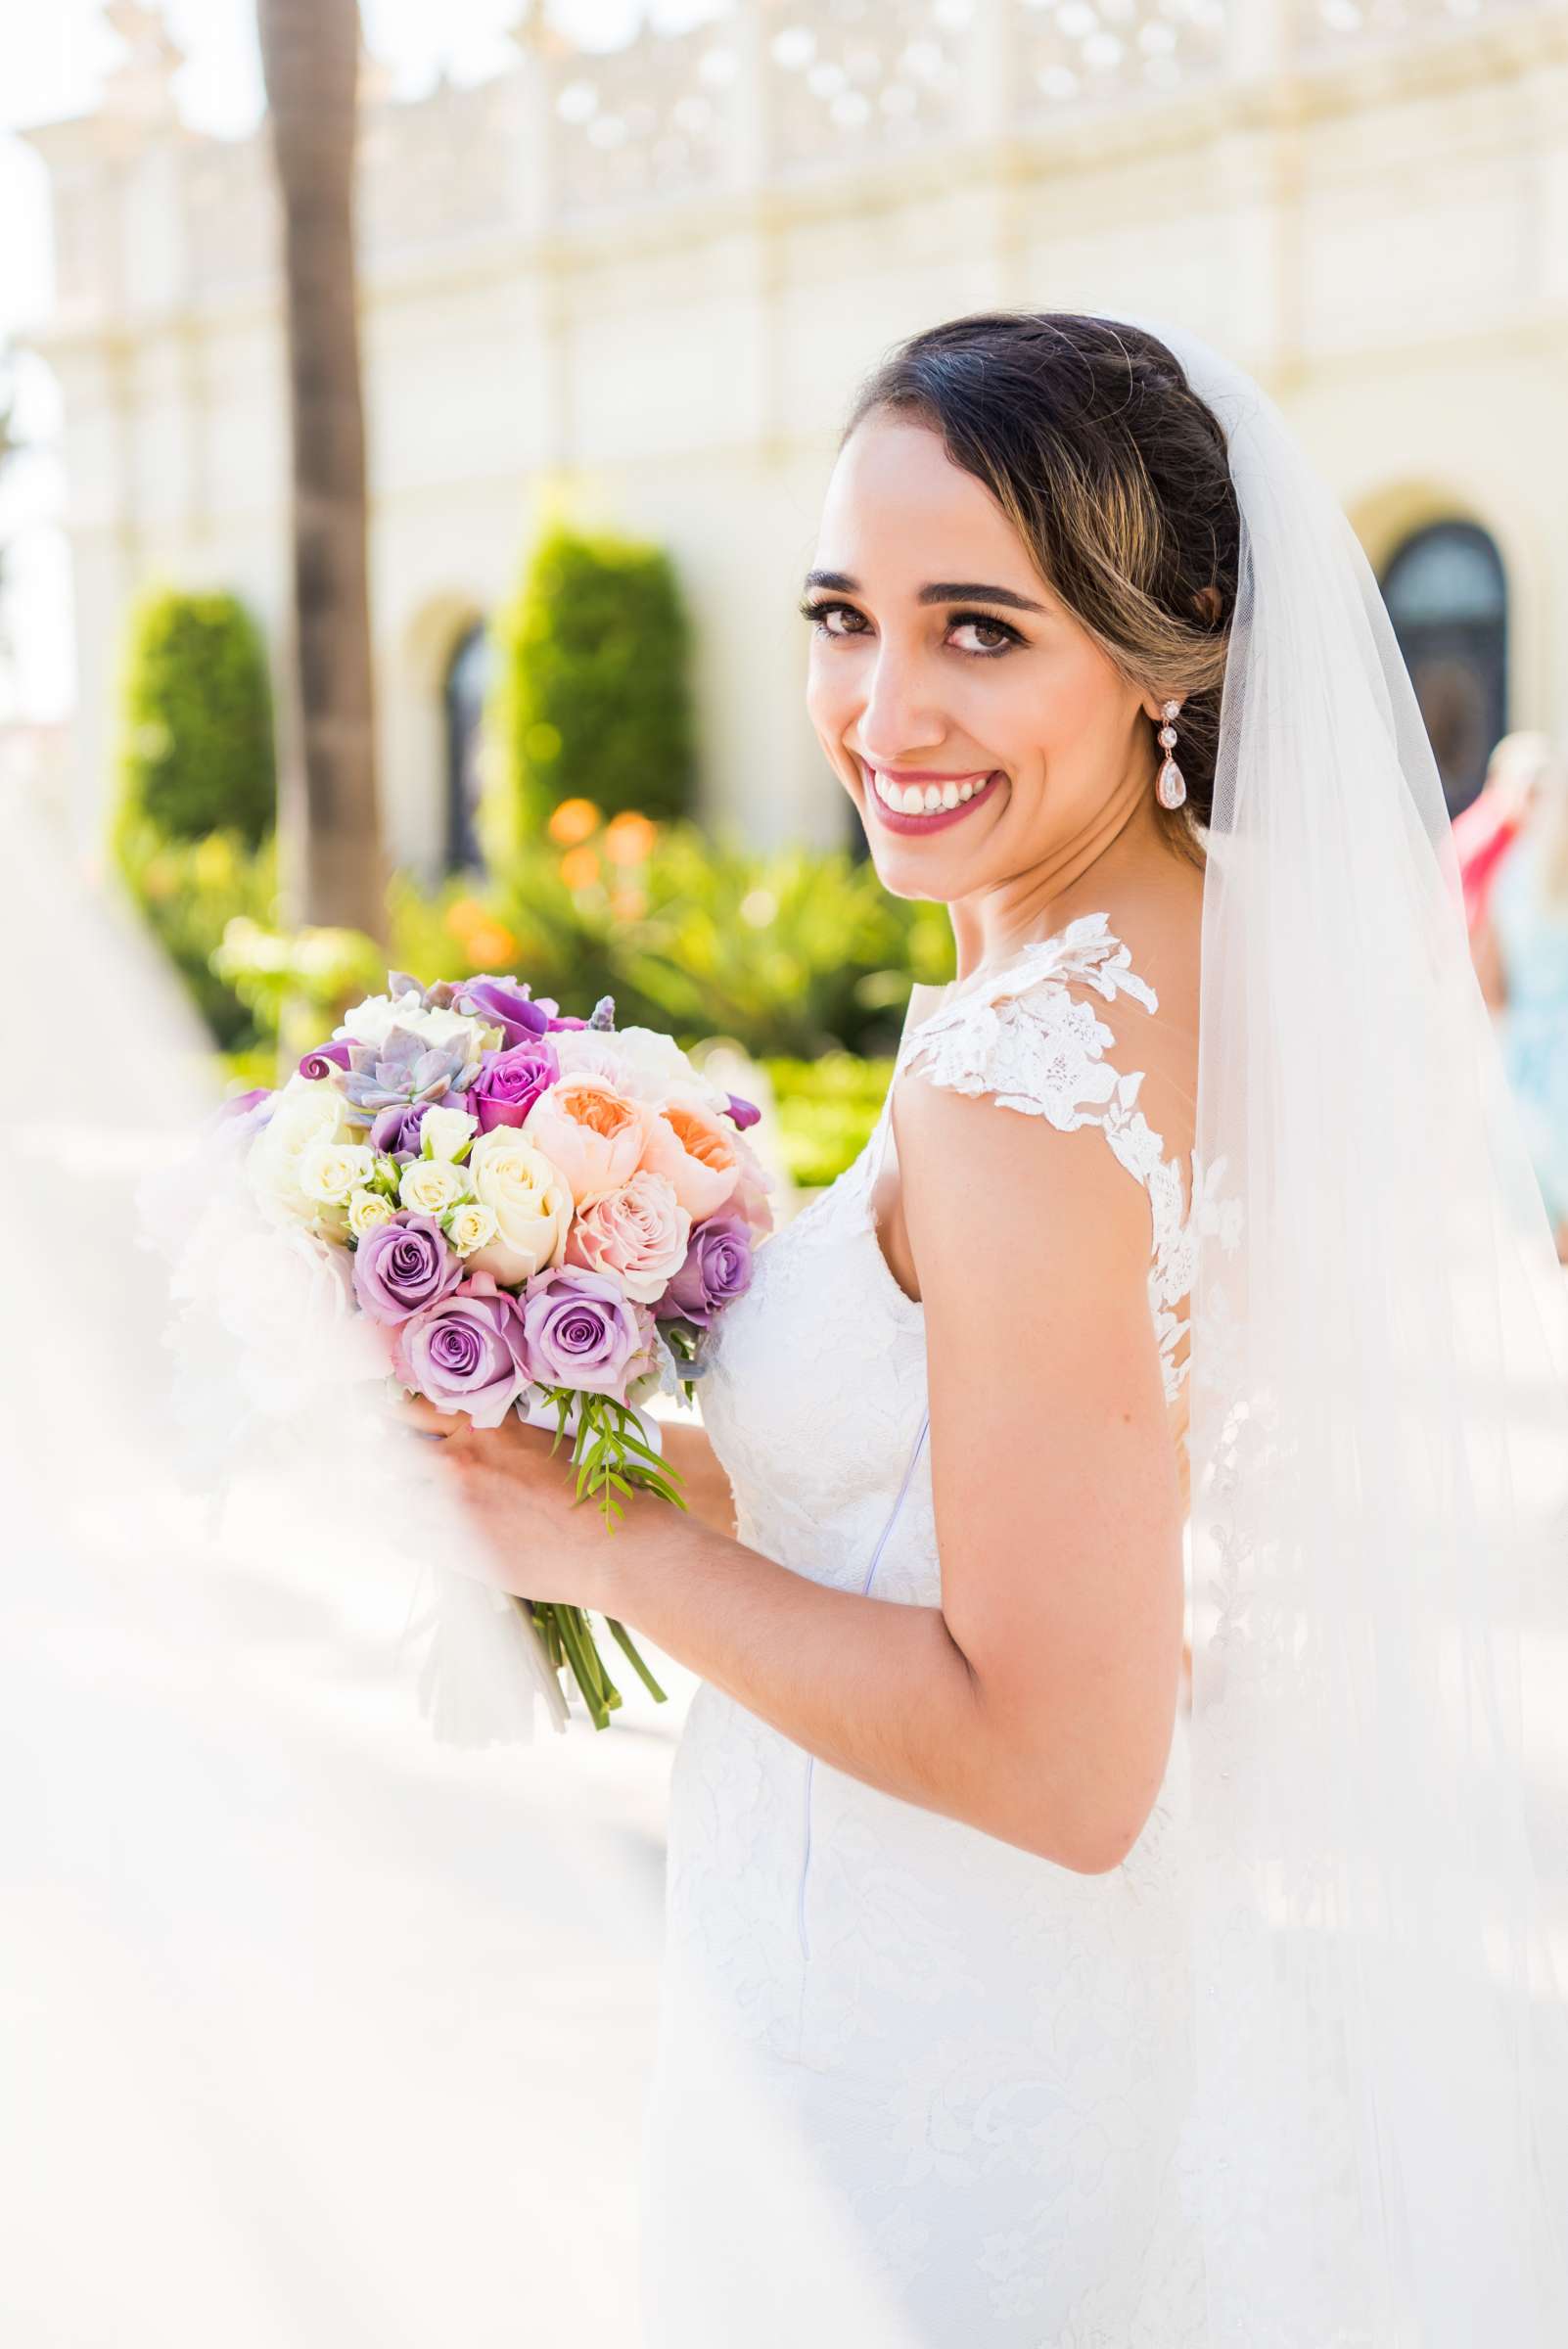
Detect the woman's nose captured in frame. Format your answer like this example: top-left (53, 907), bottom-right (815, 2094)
top-left (855, 650), bottom-right (946, 764)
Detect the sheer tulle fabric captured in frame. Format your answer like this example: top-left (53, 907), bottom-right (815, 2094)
top-left (0, 794), bottom-right (660, 2341)
top-left (1136, 315), bottom-right (1568, 2342)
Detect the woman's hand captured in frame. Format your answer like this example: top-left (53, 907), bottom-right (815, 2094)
top-left (397, 1397), bottom-right (651, 1616)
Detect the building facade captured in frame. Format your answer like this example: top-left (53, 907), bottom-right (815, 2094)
top-left (24, 0), bottom-right (1568, 868)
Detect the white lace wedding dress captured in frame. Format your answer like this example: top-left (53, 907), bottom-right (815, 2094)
top-left (640, 912), bottom-right (1226, 2347)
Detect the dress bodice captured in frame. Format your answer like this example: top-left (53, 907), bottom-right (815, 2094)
top-left (699, 908), bottom-right (1219, 1594)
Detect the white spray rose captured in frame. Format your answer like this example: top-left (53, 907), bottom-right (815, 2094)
top-left (420, 1104), bottom-right (479, 1163)
top-left (465, 1128), bottom-right (574, 1285)
top-left (347, 1187), bottom-right (397, 1242)
top-left (444, 1200), bottom-right (500, 1259)
top-left (247, 1075), bottom-right (352, 1223)
top-left (398, 1158), bottom-right (472, 1219)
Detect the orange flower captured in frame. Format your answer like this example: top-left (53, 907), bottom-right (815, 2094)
top-left (604, 809), bottom-right (658, 867)
top-left (444, 897), bottom-right (517, 971)
top-left (547, 797), bottom-right (600, 847)
top-left (559, 844), bottom-right (601, 891)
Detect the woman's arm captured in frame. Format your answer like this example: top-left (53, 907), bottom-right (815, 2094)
top-left (648, 1414), bottom-right (737, 1540)
top-left (605, 1072), bottom-right (1181, 1874)
top-left (419, 1079), bottom-right (1181, 1874)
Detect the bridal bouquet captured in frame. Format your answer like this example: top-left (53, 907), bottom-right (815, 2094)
top-left (220, 968), bottom-right (773, 1728)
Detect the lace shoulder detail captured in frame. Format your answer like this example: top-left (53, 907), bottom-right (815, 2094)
top-left (900, 910), bottom-right (1197, 1402)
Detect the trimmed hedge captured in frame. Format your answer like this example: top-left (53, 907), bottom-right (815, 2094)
top-left (484, 524), bottom-right (696, 858)
top-left (115, 585), bottom-right (276, 846)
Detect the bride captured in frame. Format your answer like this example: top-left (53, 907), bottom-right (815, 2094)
top-left (410, 311), bottom-right (1568, 2343)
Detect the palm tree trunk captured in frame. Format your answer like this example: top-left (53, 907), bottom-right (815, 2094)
top-left (257, 0), bottom-right (385, 937)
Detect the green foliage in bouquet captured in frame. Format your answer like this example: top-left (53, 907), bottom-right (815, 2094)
top-left (483, 523), bottom-right (697, 860)
top-left (115, 585), bottom-right (276, 847)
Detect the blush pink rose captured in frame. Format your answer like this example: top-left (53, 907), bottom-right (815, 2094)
top-left (727, 1129), bottom-right (776, 1238)
top-left (637, 1088), bottom-right (742, 1221)
top-left (520, 1074), bottom-right (649, 1208)
top-left (563, 1169), bottom-right (692, 1304)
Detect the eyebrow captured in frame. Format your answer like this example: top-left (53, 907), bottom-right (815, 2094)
top-left (804, 569), bottom-right (1048, 616)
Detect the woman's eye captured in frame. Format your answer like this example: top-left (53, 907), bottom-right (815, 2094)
top-left (952, 617), bottom-right (1014, 655)
top-left (799, 600), bottom-right (869, 640)
top-left (797, 600), bottom-right (1019, 657)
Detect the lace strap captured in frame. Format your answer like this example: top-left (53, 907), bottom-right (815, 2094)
top-left (899, 910), bottom-right (1160, 1140)
top-left (899, 912), bottom-right (1202, 1387)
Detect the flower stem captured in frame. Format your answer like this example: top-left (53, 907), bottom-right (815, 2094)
top-left (603, 1617), bottom-right (668, 1704)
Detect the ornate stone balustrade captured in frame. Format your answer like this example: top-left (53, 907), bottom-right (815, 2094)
top-left (31, 0), bottom-right (1568, 318)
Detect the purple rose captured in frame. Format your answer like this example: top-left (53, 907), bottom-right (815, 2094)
top-left (368, 1108), bottom-right (432, 1165)
top-left (298, 1040), bottom-right (351, 1082)
top-left (393, 1275), bottom-right (529, 1428)
top-left (518, 1265), bottom-right (652, 1401)
top-left (655, 1213), bottom-right (754, 1328)
top-left (725, 1092), bottom-right (761, 1131)
top-left (470, 1037), bottom-right (560, 1134)
top-left (457, 975), bottom-right (555, 1049)
top-left (352, 1212), bottom-right (462, 1324)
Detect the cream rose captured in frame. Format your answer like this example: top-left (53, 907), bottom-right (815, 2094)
top-left (563, 1170), bottom-right (692, 1303)
top-left (347, 1186), bottom-right (397, 1242)
top-left (298, 1138), bottom-right (377, 1210)
top-left (464, 1128), bottom-right (574, 1285)
top-left (398, 1157), bottom-right (472, 1219)
top-left (637, 1086), bottom-right (742, 1221)
top-left (520, 1075), bottom-right (649, 1208)
top-left (247, 1074), bottom-right (353, 1223)
top-left (444, 1200), bottom-right (500, 1259)
top-left (419, 1104), bottom-right (479, 1164)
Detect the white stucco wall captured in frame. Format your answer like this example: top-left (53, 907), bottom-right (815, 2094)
top-left (23, 3), bottom-right (1568, 869)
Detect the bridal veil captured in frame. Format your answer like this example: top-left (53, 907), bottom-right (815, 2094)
top-left (1130, 313), bottom-right (1568, 2341)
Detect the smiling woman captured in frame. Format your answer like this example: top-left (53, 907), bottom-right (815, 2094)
top-left (401, 305), bottom-right (1568, 2347)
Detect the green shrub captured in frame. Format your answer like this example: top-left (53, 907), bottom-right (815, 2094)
top-left (483, 524), bottom-right (696, 859)
top-left (115, 585), bottom-right (276, 846)
top-left (609, 818), bottom-right (954, 1059)
top-left (762, 1051), bottom-right (897, 1187)
top-left (115, 821), bottom-right (280, 1051)
top-left (212, 914), bottom-right (385, 1065)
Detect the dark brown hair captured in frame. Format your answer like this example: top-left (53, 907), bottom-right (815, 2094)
top-left (839, 312), bottom-right (1239, 865)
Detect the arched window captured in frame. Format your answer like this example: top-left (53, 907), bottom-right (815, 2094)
top-left (1381, 521), bottom-right (1507, 819)
top-left (443, 620), bottom-right (492, 871)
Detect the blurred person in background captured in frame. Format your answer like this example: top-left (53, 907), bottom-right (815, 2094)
top-left (1454, 729), bottom-right (1556, 939)
top-left (1472, 733), bottom-right (1568, 1261)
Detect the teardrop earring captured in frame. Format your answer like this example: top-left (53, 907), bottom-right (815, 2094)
top-left (1155, 700), bottom-right (1187, 809)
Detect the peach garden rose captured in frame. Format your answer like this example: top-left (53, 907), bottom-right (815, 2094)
top-left (563, 1169), bottom-right (692, 1304)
